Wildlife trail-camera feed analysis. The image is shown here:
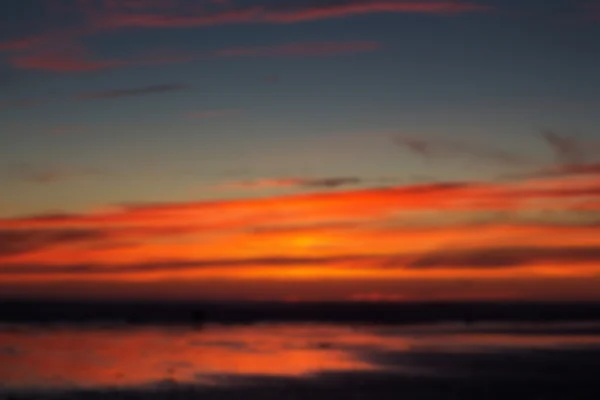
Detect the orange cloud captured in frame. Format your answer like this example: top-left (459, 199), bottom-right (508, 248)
top-left (2, 175), bottom-right (599, 232)
top-left (0, 169), bottom-right (599, 291)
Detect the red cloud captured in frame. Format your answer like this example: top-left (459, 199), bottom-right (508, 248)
top-left (349, 292), bottom-right (408, 302)
top-left (6, 39), bottom-right (378, 72)
top-left (11, 49), bottom-right (127, 72)
top-left (8, 45), bottom-right (198, 73)
top-left (542, 162), bottom-right (600, 178)
top-left (97, 0), bottom-right (490, 28)
top-left (1, 0), bottom-right (489, 42)
top-left (102, 7), bottom-right (264, 29)
top-left (262, 0), bottom-right (492, 23)
top-left (0, 0), bottom-right (486, 73)
top-left (0, 35), bottom-right (48, 51)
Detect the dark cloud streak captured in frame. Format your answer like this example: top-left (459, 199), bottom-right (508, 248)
top-left (404, 245), bottom-right (600, 269)
top-left (77, 83), bottom-right (189, 100)
top-left (395, 136), bottom-right (527, 166)
top-left (222, 176), bottom-right (364, 190)
top-left (542, 130), bottom-right (585, 165)
top-left (0, 254), bottom-right (369, 275)
top-left (0, 228), bottom-right (106, 257)
top-left (4, 243), bottom-right (600, 276)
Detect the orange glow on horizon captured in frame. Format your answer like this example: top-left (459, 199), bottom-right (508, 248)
top-left (1, 174), bottom-right (599, 301)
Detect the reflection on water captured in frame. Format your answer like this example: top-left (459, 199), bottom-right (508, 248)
top-left (2, 322), bottom-right (600, 393)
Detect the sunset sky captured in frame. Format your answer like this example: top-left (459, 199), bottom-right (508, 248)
top-left (1, 0), bottom-right (600, 301)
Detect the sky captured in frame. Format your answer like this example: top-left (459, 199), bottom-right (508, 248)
top-left (1, 0), bottom-right (600, 301)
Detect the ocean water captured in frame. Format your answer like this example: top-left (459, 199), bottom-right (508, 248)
top-left (2, 321), bottom-right (600, 399)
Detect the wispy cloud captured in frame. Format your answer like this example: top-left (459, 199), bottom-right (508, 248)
top-left (10, 47), bottom-right (127, 72)
top-left (0, 228), bottom-right (106, 257)
top-left (0, 254), bottom-right (369, 276)
top-left (77, 83), bottom-right (189, 100)
top-left (536, 131), bottom-right (600, 177)
top-left (3, 242), bottom-right (600, 276)
top-left (395, 136), bottom-right (528, 166)
top-left (261, 0), bottom-right (492, 23)
top-left (220, 177), bottom-right (363, 190)
top-left (0, 34), bottom-right (48, 52)
top-left (584, 1), bottom-right (600, 20)
top-left (8, 44), bottom-right (198, 72)
top-left (5, 163), bottom-right (106, 184)
top-left (95, 0), bottom-right (491, 29)
top-left (5, 177), bottom-right (598, 232)
top-left (214, 41), bottom-right (382, 57)
top-left (404, 245), bottom-right (600, 269)
top-left (542, 130), bottom-right (585, 165)
top-left (0, 0), bottom-right (491, 60)
top-left (186, 109), bottom-right (242, 119)
top-left (552, 163), bottom-right (600, 177)
top-left (7, 39), bottom-right (380, 72)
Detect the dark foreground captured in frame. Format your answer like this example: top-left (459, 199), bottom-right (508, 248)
top-left (2, 302), bottom-right (600, 399)
top-left (4, 348), bottom-right (600, 399)
top-left (2, 300), bottom-right (600, 325)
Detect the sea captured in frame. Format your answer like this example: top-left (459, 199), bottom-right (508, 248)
top-left (2, 302), bottom-right (600, 399)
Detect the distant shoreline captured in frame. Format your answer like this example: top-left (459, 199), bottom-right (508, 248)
top-left (2, 300), bottom-right (600, 326)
